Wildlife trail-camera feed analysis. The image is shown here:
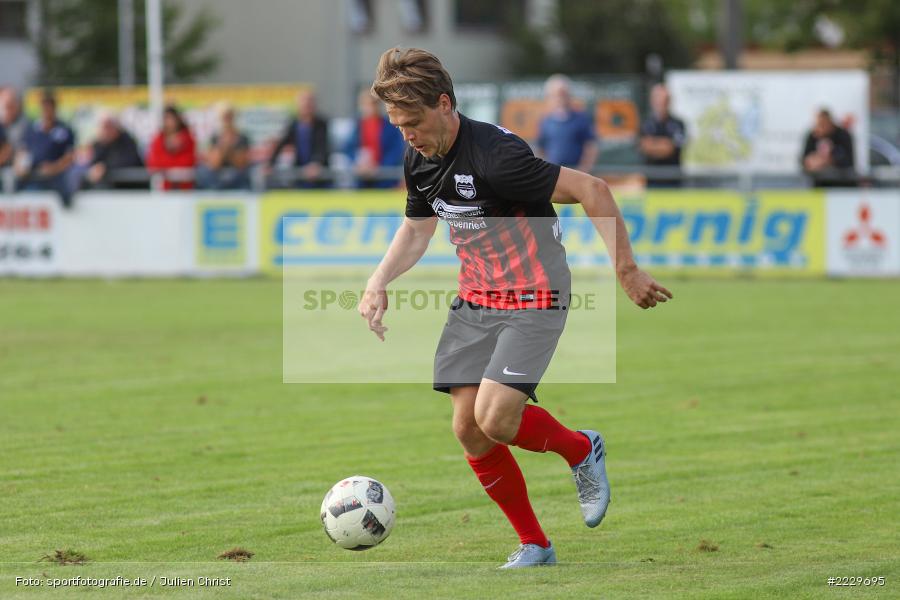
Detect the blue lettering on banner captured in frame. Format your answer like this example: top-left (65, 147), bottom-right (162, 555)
top-left (197, 203), bottom-right (246, 267)
top-left (277, 211), bottom-right (309, 245)
top-left (557, 199), bottom-right (811, 267)
top-left (203, 208), bottom-right (239, 249)
top-left (689, 212), bottom-right (729, 243)
top-left (274, 212), bottom-right (406, 265)
top-left (360, 213), bottom-right (403, 244)
top-left (316, 211), bottom-right (354, 245)
top-left (764, 211), bottom-right (807, 259)
top-left (269, 195), bottom-right (815, 269)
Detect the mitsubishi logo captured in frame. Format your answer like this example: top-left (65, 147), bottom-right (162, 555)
top-left (843, 203), bottom-right (886, 248)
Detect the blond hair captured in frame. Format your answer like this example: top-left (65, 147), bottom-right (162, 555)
top-left (371, 47), bottom-right (456, 112)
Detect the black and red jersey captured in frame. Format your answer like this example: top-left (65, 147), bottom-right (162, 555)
top-left (405, 114), bottom-right (570, 309)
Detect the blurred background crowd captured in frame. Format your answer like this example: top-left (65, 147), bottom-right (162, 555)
top-left (1, 0), bottom-right (899, 206)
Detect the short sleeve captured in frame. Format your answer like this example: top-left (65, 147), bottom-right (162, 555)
top-left (0, 124), bottom-right (6, 145)
top-left (640, 118), bottom-right (655, 137)
top-left (403, 168), bottom-right (435, 218)
top-left (484, 134), bottom-right (560, 205)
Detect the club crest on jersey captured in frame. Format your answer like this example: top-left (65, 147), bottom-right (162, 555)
top-left (454, 174), bottom-right (477, 200)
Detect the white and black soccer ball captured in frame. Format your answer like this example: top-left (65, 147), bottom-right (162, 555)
top-left (320, 475), bottom-right (395, 550)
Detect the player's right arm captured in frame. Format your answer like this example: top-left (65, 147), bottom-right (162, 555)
top-left (359, 215), bottom-right (438, 340)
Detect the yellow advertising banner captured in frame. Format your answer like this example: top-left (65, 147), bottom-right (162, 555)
top-left (25, 84), bottom-right (307, 112)
top-left (259, 190), bottom-right (826, 276)
top-left (559, 189), bottom-right (826, 273)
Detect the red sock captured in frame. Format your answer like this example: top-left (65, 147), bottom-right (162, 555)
top-left (466, 444), bottom-right (549, 548)
top-left (512, 405), bottom-right (592, 467)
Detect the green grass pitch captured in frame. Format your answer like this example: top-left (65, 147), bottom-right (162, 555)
top-left (1, 278), bottom-right (898, 599)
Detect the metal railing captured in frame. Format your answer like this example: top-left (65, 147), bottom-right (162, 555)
top-left (2, 164), bottom-right (898, 198)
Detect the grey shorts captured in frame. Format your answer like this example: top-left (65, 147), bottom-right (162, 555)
top-left (433, 295), bottom-right (569, 401)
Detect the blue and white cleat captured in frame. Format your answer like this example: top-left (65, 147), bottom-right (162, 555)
top-left (498, 541), bottom-right (557, 569)
top-left (572, 430), bottom-right (610, 527)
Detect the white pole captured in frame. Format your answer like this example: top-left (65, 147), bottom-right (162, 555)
top-left (118, 0), bottom-right (135, 86)
top-left (146, 0), bottom-right (164, 124)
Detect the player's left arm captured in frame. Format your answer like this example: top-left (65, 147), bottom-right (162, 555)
top-left (552, 167), bottom-right (672, 309)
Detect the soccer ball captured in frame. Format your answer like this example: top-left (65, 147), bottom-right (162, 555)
top-left (320, 475), bottom-right (395, 550)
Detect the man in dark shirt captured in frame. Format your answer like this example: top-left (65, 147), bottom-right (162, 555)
top-left (358, 47), bottom-right (672, 569)
top-left (268, 90), bottom-right (329, 187)
top-left (639, 84), bottom-right (686, 187)
top-left (84, 112), bottom-right (145, 189)
top-left (15, 91), bottom-right (76, 208)
top-left (801, 109), bottom-right (855, 187)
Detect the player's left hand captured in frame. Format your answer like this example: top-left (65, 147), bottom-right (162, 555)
top-left (619, 267), bottom-right (673, 309)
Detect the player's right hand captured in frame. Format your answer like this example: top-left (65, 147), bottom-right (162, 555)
top-left (358, 287), bottom-right (389, 341)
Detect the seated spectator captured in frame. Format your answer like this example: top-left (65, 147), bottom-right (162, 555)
top-left (639, 83), bottom-right (687, 187)
top-left (146, 105), bottom-right (196, 190)
top-left (198, 102), bottom-right (251, 190)
top-left (0, 87), bottom-right (29, 167)
top-left (801, 109), bottom-right (855, 187)
top-left (344, 90), bottom-right (404, 188)
top-left (268, 90), bottom-right (330, 187)
top-left (83, 111), bottom-right (145, 189)
top-left (537, 74), bottom-right (598, 172)
top-left (14, 90), bottom-right (76, 208)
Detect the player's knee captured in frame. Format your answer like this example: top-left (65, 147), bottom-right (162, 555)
top-left (452, 414), bottom-right (479, 443)
top-left (474, 408), bottom-right (516, 444)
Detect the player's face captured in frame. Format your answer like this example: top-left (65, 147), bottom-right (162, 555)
top-left (386, 94), bottom-right (454, 158)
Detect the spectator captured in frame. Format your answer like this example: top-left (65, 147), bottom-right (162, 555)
top-left (536, 74), bottom-right (598, 172)
top-left (268, 90), bottom-right (330, 187)
top-left (198, 102), bottom-right (251, 190)
top-left (15, 90), bottom-right (76, 208)
top-left (0, 87), bottom-right (29, 166)
top-left (801, 108), bottom-right (855, 187)
top-left (639, 83), bottom-right (687, 187)
top-left (83, 111), bottom-right (145, 189)
top-left (146, 105), bottom-right (196, 190)
top-left (344, 89), bottom-right (404, 188)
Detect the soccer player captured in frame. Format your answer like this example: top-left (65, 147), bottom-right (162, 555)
top-left (359, 48), bottom-right (672, 569)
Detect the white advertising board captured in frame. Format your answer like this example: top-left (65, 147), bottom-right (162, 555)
top-left (667, 70), bottom-right (869, 175)
top-left (826, 190), bottom-right (900, 277)
top-left (1, 192), bottom-right (259, 277)
top-left (0, 193), bottom-right (59, 277)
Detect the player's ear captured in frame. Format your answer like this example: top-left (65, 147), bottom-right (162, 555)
top-left (438, 93), bottom-right (452, 114)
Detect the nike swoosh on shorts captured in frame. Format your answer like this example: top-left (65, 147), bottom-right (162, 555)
top-left (502, 366), bottom-right (527, 376)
